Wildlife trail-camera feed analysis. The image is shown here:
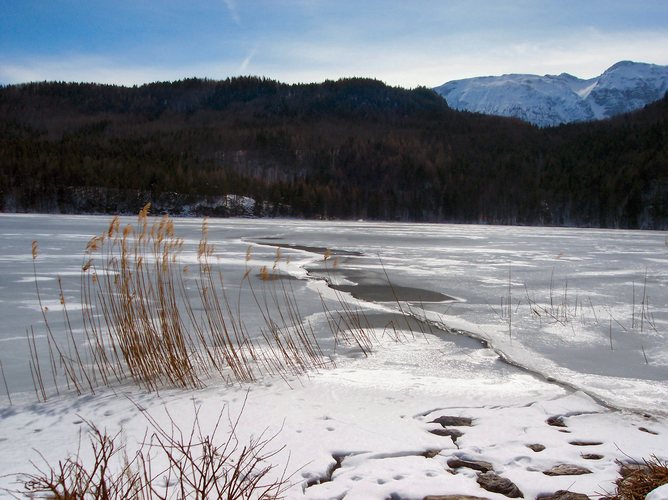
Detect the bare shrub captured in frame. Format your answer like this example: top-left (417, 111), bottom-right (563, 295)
top-left (14, 401), bottom-right (291, 499)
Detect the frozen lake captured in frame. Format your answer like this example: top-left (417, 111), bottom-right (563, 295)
top-left (1, 213), bottom-right (668, 499)
top-left (1, 213), bottom-right (666, 413)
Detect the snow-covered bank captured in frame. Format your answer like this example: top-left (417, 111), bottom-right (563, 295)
top-left (1, 333), bottom-right (665, 498)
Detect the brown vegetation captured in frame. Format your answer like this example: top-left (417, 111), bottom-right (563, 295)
top-left (15, 399), bottom-right (291, 499)
top-left (608, 457), bottom-right (668, 500)
top-left (26, 208), bottom-right (401, 400)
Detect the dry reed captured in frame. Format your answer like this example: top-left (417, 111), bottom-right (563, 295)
top-left (605, 457), bottom-right (668, 500)
top-left (27, 209), bottom-right (413, 400)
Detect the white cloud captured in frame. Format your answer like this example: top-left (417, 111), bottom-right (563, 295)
top-left (0, 54), bottom-right (238, 86)
top-left (239, 48), bottom-right (257, 74)
top-left (223, 0), bottom-right (241, 25)
top-left (2, 29), bottom-right (667, 89)
top-left (250, 28), bottom-right (668, 87)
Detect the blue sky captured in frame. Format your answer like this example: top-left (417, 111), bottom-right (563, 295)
top-left (2, 0), bottom-right (668, 87)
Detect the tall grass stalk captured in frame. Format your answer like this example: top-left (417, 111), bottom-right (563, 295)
top-left (508, 264), bottom-right (512, 339)
top-left (0, 360), bottom-right (12, 406)
top-left (27, 209), bottom-right (405, 400)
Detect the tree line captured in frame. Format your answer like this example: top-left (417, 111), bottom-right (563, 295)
top-left (1, 77), bottom-right (666, 228)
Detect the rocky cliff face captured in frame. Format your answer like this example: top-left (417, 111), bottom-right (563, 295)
top-left (434, 61), bottom-right (668, 127)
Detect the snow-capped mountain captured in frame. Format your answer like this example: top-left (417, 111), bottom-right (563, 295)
top-left (434, 61), bottom-right (668, 127)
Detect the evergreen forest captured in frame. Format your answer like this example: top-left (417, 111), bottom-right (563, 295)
top-left (1, 77), bottom-right (666, 228)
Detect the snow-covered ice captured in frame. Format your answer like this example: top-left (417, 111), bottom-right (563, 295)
top-left (0, 214), bottom-right (666, 498)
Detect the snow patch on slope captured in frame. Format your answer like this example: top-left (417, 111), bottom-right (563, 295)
top-left (435, 61), bottom-right (668, 127)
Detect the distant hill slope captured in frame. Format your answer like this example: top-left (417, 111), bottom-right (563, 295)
top-left (1, 77), bottom-right (667, 228)
top-left (434, 61), bottom-right (668, 127)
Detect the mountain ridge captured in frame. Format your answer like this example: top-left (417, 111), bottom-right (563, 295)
top-left (434, 61), bottom-right (668, 127)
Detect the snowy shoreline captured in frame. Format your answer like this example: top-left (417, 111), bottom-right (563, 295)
top-left (1, 333), bottom-right (665, 499)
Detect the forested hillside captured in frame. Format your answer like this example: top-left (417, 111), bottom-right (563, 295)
top-left (1, 77), bottom-right (666, 228)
